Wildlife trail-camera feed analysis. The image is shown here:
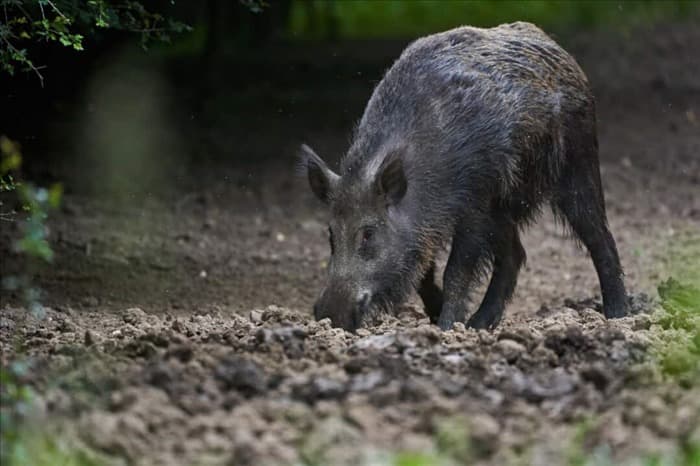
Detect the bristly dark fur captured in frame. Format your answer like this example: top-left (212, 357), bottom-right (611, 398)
top-left (303, 22), bottom-right (628, 331)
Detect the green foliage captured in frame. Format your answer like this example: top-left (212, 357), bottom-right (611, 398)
top-left (0, 0), bottom-right (191, 85)
top-left (433, 416), bottom-right (471, 464)
top-left (4, 432), bottom-right (101, 466)
top-left (14, 180), bottom-right (62, 262)
top-left (289, 0), bottom-right (699, 40)
top-left (637, 439), bottom-right (700, 466)
top-left (0, 136), bottom-right (22, 204)
top-left (655, 279), bottom-right (700, 382)
top-left (658, 278), bottom-right (700, 332)
top-left (649, 229), bottom-right (700, 384)
top-left (1, 135), bottom-right (62, 315)
top-left (384, 416), bottom-right (475, 466)
top-left (393, 452), bottom-right (444, 466)
top-left (564, 417), bottom-right (595, 466)
top-left (0, 135), bottom-right (61, 263)
top-left (1, 362), bottom-right (100, 466)
top-left (0, 361), bottom-right (34, 465)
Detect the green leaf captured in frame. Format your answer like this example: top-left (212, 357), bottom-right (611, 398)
top-left (0, 135), bottom-right (22, 157)
top-left (17, 236), bottom-right (53, 262)
top-left (48, 183), bottom-right (63, 208)
top-left (1, 153), bottom-right (21, 173)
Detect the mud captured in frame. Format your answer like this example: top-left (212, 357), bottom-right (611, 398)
top-left (2, 296), bottom-right (699, 465)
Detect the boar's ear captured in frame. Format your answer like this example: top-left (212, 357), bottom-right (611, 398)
top-left (376, 151), bottom-right (407, 205)
top-left (299, 144), bottom-right (339, 204)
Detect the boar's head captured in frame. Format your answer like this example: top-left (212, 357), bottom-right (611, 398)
top-left (301, 144), bottom-right (428, 332)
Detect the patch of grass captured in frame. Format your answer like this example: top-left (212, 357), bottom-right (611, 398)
top-left (565, 417), bottom-right (596, 466)
top-left (653, 232), bottom-right (700, 384)
top-left (393, 451), bottom-right (446, 466)
top-left (3, 431), bottom-right (103, 466)
top-left (1, 135), bottom-right (63, 318)
top-left (0, 362), bottom-right (34, 465)
top-left (1, 362), bottom-right (106, 466)
top-left (637, 439), bottom-right (700, 466)
top-left (658, 278), bottom-right (700, 331)
top-left (656, 279), bottom-right (700, 385)
top-left (433, 416), bottom-right (472, 464)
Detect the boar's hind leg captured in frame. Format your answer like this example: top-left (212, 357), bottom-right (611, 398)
top-left (467, 222), bottom-right (525, 329)
top-left (437, 220), bottom-right (492, 330)
top-left (554, 133), bottom-right (627, 319)
top-left (418, 262), bottom-right (443, 324)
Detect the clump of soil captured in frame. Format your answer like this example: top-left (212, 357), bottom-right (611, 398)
top-left (2, 296), bottom-right (698, 465)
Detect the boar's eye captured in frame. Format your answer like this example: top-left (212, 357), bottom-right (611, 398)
top-left (328, 226), bottom-right (335, 255)
top-left (361, 228), bottom-right (374, 244)
top-left (356, 226), bottom-right (376, 257)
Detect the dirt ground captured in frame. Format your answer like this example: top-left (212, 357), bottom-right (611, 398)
top-left (1, 21), bottom-right (700, 466)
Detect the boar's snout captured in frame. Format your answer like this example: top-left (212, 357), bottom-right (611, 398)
top-left (313, 286), bottom-right (372, 332)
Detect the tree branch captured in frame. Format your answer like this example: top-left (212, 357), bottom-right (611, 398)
top-left (1, 36), bottom-right (45, 87)
top-left (44, 0), bottom-right (68, 20)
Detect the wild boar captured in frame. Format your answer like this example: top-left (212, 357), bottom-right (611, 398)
top-left (301, 22), bottom-right (627, 331)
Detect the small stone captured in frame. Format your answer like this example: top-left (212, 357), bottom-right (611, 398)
top-left (645, 396), bottom-right (666, 416)
top-left (84, 330), bottom-right (94, 346)
top-left (531, 345), bottom-right (558, 365)
top-left (496, 339), bottom-right (525, 363)
top-left (453, 322), bottom-right (466, 332)
top-left (144, 362), bottom-right (177, 388)
top-left (293, 377), bottom-right (346, 402)
top-left (0, 317), bottom-right (14, 331)
top-left (123, 307), bottom-right (147, 325)
top-left (443, 353), bottom-right (464, 365)
top-left (316, 318), bottom-right (332, 329)
top-left (622, 404), bottom-right (645, 426)
top-left (249, 310), bottom-right (263, 323)
top-left (108, 390), bottom-right (138, 412)
top-left (349, 370), bottom-right (385, 392)
top-left (353, 334), bottom-right (396, 351)
top-left (56, 319), bottom-right (75, 333)
top-left (497, 330), bottom-right (531, 347)
top-left (301, 417), bottom-right (362, 465)
top-left (633, 314), bottom-right (652, 330)
top-left (523, 368), bottom-right (578, 401)
top-left (215, 356), bottom-right (267, 396)
top-left (580, 362), bottom-right (612, 390)
top-left (166, 344), bottom-right (193, 363)
top-left (345, 404), bottom-right (378, 432)
top-left (123, 340), bottom-right (158, 358)
top-left (470, 413), bottom-right (500, 457)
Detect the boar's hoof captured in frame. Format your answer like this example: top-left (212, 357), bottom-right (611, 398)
top-left (466, 308), bottom-right (503, 330)
top-left (603, 304), bottom-right (627, 319)
top-left (437, 313), bottom-right (457, 331)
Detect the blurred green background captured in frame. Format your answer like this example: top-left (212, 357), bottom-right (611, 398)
top-left (287, 0), bottom-right (697, 39)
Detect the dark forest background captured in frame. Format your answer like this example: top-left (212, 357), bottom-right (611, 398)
top-left (1, 0), bottom-right (697, 200)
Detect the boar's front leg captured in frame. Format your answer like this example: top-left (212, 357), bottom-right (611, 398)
top-left (437, 221), bottom-right (491, 330)
top-left (418, 262), bottom-right (443, 324)
top-left (467, 221), bottom-right (525, 329)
